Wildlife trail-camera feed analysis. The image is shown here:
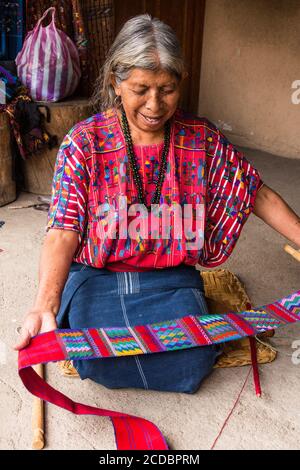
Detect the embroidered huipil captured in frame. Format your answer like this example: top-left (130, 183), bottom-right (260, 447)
top-left (47, 108), bottom-right (264, 271)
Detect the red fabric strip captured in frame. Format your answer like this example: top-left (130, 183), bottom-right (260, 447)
top-left (18, 330), bottom-right (65, 369)
top-left (226, 313), bottom-right (256, 336)
top-left (19, 366), bottom-right (168, 450)
top-left (182, 316), bottom-right (212, 345)
top-left (267, 303), bottom-right (298, 323)
top-left (249, 337), bottom-right (261, 397)
top-left (134, 325), bottom-right (163, 353)
top-left (88, 328), bottom-right (114, 357)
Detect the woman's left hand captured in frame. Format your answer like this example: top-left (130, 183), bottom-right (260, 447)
top-left (253, 184), bottom-right (300, 249)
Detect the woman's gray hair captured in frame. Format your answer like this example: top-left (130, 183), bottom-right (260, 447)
top-left (90, 14), bottom-right (185, 113)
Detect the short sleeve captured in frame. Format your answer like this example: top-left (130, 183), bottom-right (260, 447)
top-left (198, 120), bottom-right (264, 267)
top-left (46, 130), bottom-right (89, 242)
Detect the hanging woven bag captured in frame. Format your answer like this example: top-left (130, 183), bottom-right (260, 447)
top-left (15, 7), bottom-right (81, 102)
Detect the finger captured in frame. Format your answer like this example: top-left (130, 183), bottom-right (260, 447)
top-left (13, 328), bottom-right (32, 351)
top-left (13, 319), bottom-right (42, 351)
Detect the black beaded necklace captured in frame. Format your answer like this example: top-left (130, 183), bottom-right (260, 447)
top-left (121, 108), bottom-right (171, 212)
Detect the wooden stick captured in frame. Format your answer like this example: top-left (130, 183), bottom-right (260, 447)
top-left (8, 204), bottom-right (37, 210)
top-left (284, 244), bottom-right (300, 263)
top-left (32, 364), bottom-right (45, 450)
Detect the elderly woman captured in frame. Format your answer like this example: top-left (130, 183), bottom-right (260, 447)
top-left (15, 15), bottom-right (300, 394)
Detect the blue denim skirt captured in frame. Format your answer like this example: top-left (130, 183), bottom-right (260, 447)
top-left (56, 262), bottom-right (220, 394)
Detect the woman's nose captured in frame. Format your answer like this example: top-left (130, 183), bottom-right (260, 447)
top-left (145, 92), bottom-right (162, 113)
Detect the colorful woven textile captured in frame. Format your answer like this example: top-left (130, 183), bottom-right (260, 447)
top-left (18, 289), bottom-right (300, 450)
top-left (46, 108), bottom-right (264, 271)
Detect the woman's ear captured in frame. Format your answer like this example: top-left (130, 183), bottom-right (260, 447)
top-left (111, 73), bottom-right (121, 96)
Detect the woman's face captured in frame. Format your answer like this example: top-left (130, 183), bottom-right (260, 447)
top-left (112, 68), bottom-right (181, 140)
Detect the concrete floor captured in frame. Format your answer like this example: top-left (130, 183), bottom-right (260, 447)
top-left (0, 146), bottom-right (299, 450)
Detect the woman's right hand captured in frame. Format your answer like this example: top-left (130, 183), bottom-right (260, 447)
top-left (13, 309), bottom-right (58, 351)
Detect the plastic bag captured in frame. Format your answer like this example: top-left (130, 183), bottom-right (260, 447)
top-left (15, 7), bottom-right (81, 102)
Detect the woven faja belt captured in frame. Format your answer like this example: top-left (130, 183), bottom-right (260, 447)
top-left (18, 289), bottom-right (300, 450)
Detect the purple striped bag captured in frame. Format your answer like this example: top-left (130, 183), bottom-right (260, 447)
top-left (15, 7), bottom-right (81, 102)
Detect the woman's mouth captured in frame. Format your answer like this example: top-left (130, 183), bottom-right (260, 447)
top-left (139, 113), bottom-right (164, 126)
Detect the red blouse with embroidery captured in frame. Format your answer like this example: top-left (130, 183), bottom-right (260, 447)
top-left (46, 108), bottom-right (264, 271)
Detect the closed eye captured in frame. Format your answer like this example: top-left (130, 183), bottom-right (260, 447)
top-left (131, 88), bottom-right (175, 96)
top-left (161, 89), bottom-right (175, 95)
top-left (131, 89), bottom-right (147, 96)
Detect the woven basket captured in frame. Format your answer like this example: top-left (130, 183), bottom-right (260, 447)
top-left (200, 269), bottom-right (276, 368)
top-left (58, 269), bottom-right (276, 376)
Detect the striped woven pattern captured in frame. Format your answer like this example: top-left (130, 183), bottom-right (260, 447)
top-left (54, 289), bottom-right (300, 361)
